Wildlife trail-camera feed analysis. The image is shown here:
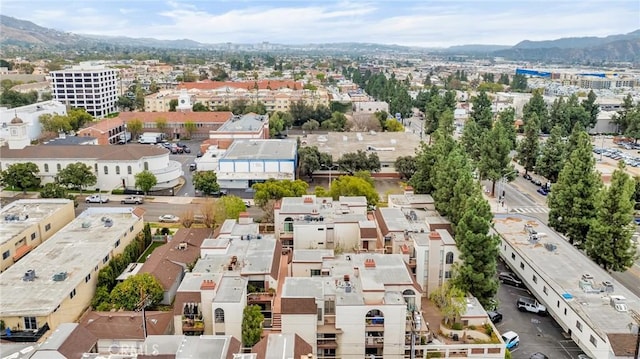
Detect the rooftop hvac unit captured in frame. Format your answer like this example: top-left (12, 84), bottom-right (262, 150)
top-left (544, 242), bottom-right (557, 251)
top-left (82, 221), bottom-right (91, 228)
top-left (23, 269), bottom-right (36, 281)
top-left (52, 272), bottom-right (67, 281)
top-left (104, 218), bottom-right (113, 227)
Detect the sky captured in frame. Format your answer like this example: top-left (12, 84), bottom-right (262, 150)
top-left (2, 0), bottom-right (639, 48)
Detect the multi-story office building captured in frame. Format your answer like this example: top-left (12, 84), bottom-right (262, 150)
top-left (50, 63), bottom-right (118, 118)
top-left (0, 207), bottom-right (144, 341)
top-left (0, 199), bottom-right (75, 272)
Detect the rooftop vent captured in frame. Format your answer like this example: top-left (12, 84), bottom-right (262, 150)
top-left (610, 295), bottom-right (628, 312)
top-left (52, 272), bottom-right (67, 281)
top-left (23, 269), bottom-right (36, 282)
top-left (200, 279), bottom-right (217, 290)
top-left (544, 242), bottom-right (557, 251)
top-left (81, 221), bottom-right (91, 228)
top-left (364, 258), bottom-right (376, 268)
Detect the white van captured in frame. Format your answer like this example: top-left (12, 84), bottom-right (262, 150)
top-left (501, 331), bottom-right (520, 349)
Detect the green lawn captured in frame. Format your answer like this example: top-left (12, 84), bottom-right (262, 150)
top-left (138, 242), bottom-right (165, 263)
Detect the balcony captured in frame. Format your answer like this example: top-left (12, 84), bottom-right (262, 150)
top-left (182, 317), bottom-right (205, 334)
top-left (365, 336), bottom-right (384, 347)
top-left (317, 338), bottom-right (338, 349)
top-left (0, 323), bottom-right (50, 343)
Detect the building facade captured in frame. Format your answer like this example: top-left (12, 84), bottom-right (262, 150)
top-left (50, 63), bottom-right (118, 119)
top-left (0, 101), bottom-right (67, 144)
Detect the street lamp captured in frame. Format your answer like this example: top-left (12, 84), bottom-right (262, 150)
top-left (321, 164), bottom-right (338, 186)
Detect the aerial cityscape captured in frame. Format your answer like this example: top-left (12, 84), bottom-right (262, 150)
top-left (0, 1), bottom-right (639, 359)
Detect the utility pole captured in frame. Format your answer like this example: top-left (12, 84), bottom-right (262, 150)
top-left (135, 291), bottom-right (152, 338)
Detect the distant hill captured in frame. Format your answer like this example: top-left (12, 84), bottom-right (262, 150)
top-left (444, 44), bottom-right (512, 53)
top-left (0, 14), bottom-right (85, 46)
top-left (513, 30), bottom-right (640, 49)
top-left (494, 38), bottom-right (640, 63)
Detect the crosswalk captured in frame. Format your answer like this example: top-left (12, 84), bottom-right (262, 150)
top-left (510, 206), bottom-right (550, 214)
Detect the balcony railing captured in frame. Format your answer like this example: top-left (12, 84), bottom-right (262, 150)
top-left (182, 318), bottom-right (205, 334)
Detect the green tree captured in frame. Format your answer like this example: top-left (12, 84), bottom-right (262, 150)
top-left (155, 118), bottom-right (169, 138)
top-left (252, 179), bottom-right (308, 207)
top-left (535, 125), bottom-right (566, 183)
top-left (0, 90), bottom-right (38, 108)
top-left (245, 101), bottom-right (267, 115)
top-left (623, 105), bottom-right (640, 142)
top-left (169, 99), bottom-right (178, 112)
top-left (517, 113), bottom-right (540, 175)
top-left (470, 90), bottom-right (493, 130)
top-left (56, 162), bottom-right (97, 193)
top-left (216, 195), bottom-right (247, 220)
top-left (497, 108), bottom-right (517, 150)
top-left (384, 119), bottom-right (404, 132)
top-left (548, 131), bottom-right (602, 248)
top-left (477, 122), bottom-right (514, 196)
top-left (523, 89), bottom-right (550, 133)
top-left (231, 99), bottom-right (248, 114)
top-left (127, 119), bottom-right (143, 141)
top-left (585, 162), bottom-right (637, 272)
top-left (429, 282), bottom-right (466, 326)
top-left (269, 112), bottom-right (285, 136)
top-left (289, 100), bottom-right (313, 125)
top-left (193, 171), bottom-right (221, 196)
top-left (394, 156), bottom-right (416, 180)
top-left (134, 170), bottom-right (157, 195)
top-left (67, 108), bottom-right (93, 131)
top-left (452, 196), bottom-right (499, 308)
top-left (410, 114), bottom-right (457, 194)
top-left (581, 90), bottom-right (599, 129)
top-left (432, 146), bottom-right (473, 222)
top-left (1, 162), bottom-right (41, 194)
top-left (39, 113), bottom-right (72, 134)
top-left (612, 94), bottom-right (635, 134)
top-left (108, 273), bottom-right (164, 310)
top-left (242, 305), bottom-right (264, 347)
top-left (39, 183), bottom-right (68, 198)
top-left (183, 121), bottom-right (196, 139)
top-left (498, 73), bottom-right (510, 85)
top-left (192, 102), bottom-right (209, 112)
top-left (117, 96), bottom-right (134, 111)
top-left (298, 146), bottom-right (330, 179)
top-left (337, 150), bottom-right (380, 174)
top-left (301, 119), bottom-right (320, 133)
top-left (510, 74), bottom-right (528, 91)
top-left (328, 174), bottom-right (379, 206)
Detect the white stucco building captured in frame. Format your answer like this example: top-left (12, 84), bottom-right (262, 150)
top-left (50, 63), bottom-right (118, 118)
top-left (0, 101), bottom-right (66, 144)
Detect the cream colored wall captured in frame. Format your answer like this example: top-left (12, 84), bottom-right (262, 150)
top-left (281, 313), bottom-right (318, 354)
top-left (291, 262), bottom-right (322, 277)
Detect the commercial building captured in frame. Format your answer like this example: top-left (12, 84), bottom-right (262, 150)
top-left (50, 63), bottom-right (118, 118)
top-left (77, 118), bottom-right (129, 145)
top-left (0, 101), bottom-right (67, 144)
top-left (206, 113), bottom-right (270, 149)
top-left (116, 110), bottom-right (233, 140)
top-left (0, 207), bottom-right (144, 341)
top-left (494, 214), bottom-right (640, 358)
top-left (216, 139), bottom-right (297, 190)
top-left (0, 199), bottom-right (75, 272)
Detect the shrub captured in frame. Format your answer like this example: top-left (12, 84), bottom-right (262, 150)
top-left (451, 322), bottom-right (463, 330)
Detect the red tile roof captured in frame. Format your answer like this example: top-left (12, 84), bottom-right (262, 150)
top-left (58, 324), bottom-right (98, 359)
top-left (116, 111), bottom-right (233, 124)
top-left (0, 144), bottom-right (168, 161)
top-left (281, 297), bottom-right (317, 314)
top-left (78, 118), bottom-right (126, 134)
top-left (177, 80), bottom-right (303, 91)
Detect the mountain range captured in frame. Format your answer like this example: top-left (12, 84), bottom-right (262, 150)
top-left (1, 14), bottom-right (639, 63)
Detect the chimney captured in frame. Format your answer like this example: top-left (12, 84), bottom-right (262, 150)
top-left (303, 196), bottom-right (314, 204)
top-left (364, 258), bottom-right (376, 268)
top-left (404, 186), bottom-right (414, 195)
top-left (429, 231), bottom-right (441, 240)
top-left (238, 212), bottom-right (253, 224)
top-left (200, 279), bottom-right (217, 290)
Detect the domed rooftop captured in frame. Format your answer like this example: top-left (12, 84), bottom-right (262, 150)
top-left (10, 115), bottom-right (24, 124)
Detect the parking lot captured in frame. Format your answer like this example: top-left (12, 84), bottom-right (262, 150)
top-left (495, 260), bottom-right (585, 359)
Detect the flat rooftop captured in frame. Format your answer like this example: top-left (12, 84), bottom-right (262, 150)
top-left (221, 139), bottom-right (297, 161)
top-left (302, 131), bottom-right (422, 163)
top-left (195, 234), bottom-right (278, 277)
top-left (292, 249), bottom-right (334, 263)
top-left (217, 114), bottom-right (267, 132)
top-left (388, 193), bottom-right (435, 208)
top-left (0, 207), bottom-right (142, 317)
top-left (214, 275), bottom-right (248, 303)
top-left (143, 335), bottom-right (234, 358)
top-left (278, 196), bottom-right (367, 224)
top-left (378, 207), bottom-right (429, 233)
top-left (493, 214), bottom-right (640, 337)
top-left (0, 199), bottom-right (72, 246)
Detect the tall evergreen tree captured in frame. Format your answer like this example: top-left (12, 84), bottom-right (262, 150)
top-left (548, 131), bottom-right (602, 248)
top-left (517, 113), bottom-right (540, 175)
top-left (585, 162), bottom-right (637, 272)
top-left (581, 90), bottom-right (599, 129)
top-left (410, 112), bottom-right (456, 194)
top-left (477, 121), bottom-right (514, 195)
top-left (612, 94), bottom-right (635, 133)
top-left (536, 125), bottom-right (566, 183)
top-left (470, 90), bottom-right (493, 130)
top-left (497, 108), bottom-right (517, 150)
top-left (452, 195), bottom-right (499, 308)
top-left (523, 90), bottom-right (549, 133)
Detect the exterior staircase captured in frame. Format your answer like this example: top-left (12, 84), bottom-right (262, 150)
top-left (271, 313), bottom-right (282, 331)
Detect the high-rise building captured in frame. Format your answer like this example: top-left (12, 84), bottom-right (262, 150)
top-left (50, 63), bottom-right (118, 118)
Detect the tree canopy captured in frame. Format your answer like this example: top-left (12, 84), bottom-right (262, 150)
top-left (193, 171), bottom-right (221, 196)
top-left (56, 162), bottom-right (97, 193)
top-left (134, 170), bottom-right (157, 195)
top-left (325, 173), bottom-right (379, 206)
top-left (336, 150), bottom-right (380, 175)
top-left (252, 179), bottom-right (308, 207)
top-left (242, 305), bottom-right (264, 347)
top-left (1, 162), bottom-right (41, 193)
top-left (108, 273), bottom-right (164, 310)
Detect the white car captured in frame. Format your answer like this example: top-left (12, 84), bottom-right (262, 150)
top-left (85, 194), bottom-right (109, 203)
top-left (121, 196), bottom-right (144, 204)
top-left (158, 214), bottom-right (180, 223)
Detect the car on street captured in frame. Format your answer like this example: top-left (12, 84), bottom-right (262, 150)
top-left (189, 163), bottom-right (197, 171)
top-left (120, 196), bottom-right (144, 204)
top-left (498, 272), bottom-right (523, 287)
top-left (577, 354), bottom-right (592, 359)
top-left (182, 146), bottom-right (191, 153)
top-left (517, 296), bottom-right (547, 315)
top-left (501, 331), bottom-right (520, 349)
top-left (85, 194), bottom-right (109, 203)
top-left (158, 214), bottom-right (180, 223)
top-left (529, 353), bottom-right (549, 359)
top-left (523, 173), bottom-right (532, 180)
top-left (537, 188), bottom-right (549, 196)
top-left (487, 310), bottom-right (502, 323)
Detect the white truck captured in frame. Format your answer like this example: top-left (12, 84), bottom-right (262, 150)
top-left (118, 131), bottom-right (132, 144)
top-left (517, 297), bottom-right (547, 314)
top-left (138, 132), bottom-right (164, 144)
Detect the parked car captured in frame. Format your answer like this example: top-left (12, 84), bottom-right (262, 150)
top-left (120, 196), bottom-right (144, 205)
top-left (501, 331), bottom-right (519, 349)
top-left (182, 146), bottom-right (191, 153)
top-left (210, 189), bottom-right (228, 197)
top-left (176, 142), bottom-right (188, 149)
top-left (85, 194), bottom-right (109, 203)
top-left (196, 151), bottom-right (203, 158)
top-left (517, 297), bottom-right (547, 315)
top-left (189, 163), bottom-right (197, 171)
top-left (158, 214), bottom-right (180, 223)
top-left (498, 272), bottom-right (523, 287)
top-left (537, 188), bottom-right (549, 196)
top-left (577, 354), bottom-right (592, 359)
top-left (487, 310), bottom-right (502, 323)
top-left (529, 353), bottom-right (549, 359)
top-left (523, 173), bottom-right (532, 180)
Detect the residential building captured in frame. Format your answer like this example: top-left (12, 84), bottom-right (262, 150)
top-left (77, 118), bottom-right (129, 145)
top-left (79, 311), bottom-right (173, 354)
top-left (387, 189), bottom-right (435, 210)
top-left (252, 333), bottom-right (313, 359)
top-left (0, 141), bottom-right (183, 191)
top-left (352, 101), bottom-right (389, 114)
top-left (216, 139), bottom-right (297, 190)
top-left (273, 195), bottom-right (371, 250)
top-left (141, 335), bottom-right (242, 358)
top-left (50, 63), bottom-right (118, 118)
top-left (139, 228), bottom-right (212, 305)
top-left (0, 100), bottom-right (67, 144)
top-left (0, 199), bottom-right (75, 272)
top-left (0, 207), bottom-right (144, 341)
top-left (116, 111), bottom-right (233, 140)
top-left (28, 323), bottom-right (98, 359)
top-left (494, 214), bottom-right (640, 358)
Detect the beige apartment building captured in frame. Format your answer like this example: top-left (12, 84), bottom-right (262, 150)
top-left (0, 199), bottom-right (75, 272)
top-left (0, 206), bottom-right (144, 340)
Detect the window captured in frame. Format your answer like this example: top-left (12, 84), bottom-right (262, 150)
top-left (576, 321), bottom-right (583, 332)
top-left (325, 300), bottom-right (335, 315)
top-left (127, 166), bottom-right (132, 175)
top-left (564, 308), bottom-right (567, 315)
top-left (94, 163), bottom-right (98, 172)
top-left (2, 250), bottom-right (9, 260)
top-left (130, 226), bottom-right (134, 232)
top-left (589, 335), bottom-right (597, 346)
top-left (44, 164), bottom-right (49, 172)
top-left (215, 308), bottom-right (225, 323)
top-left (520, 262), bottom-right (525, 270)
top-left (444, 271), bottom-right (452, 278)
top-left (557, 301), bottom-right (560, 308)
top-left (24, 317), bottom-right (37, 330)
top-left (103, 254), bottom-right (109, 263)
top-left (57, 163), bottom-right (61, 171)
top-left (317, 308), bottom-right (322, 321)
top-left (31, 233), bottom-right (36, 240)
top-left (45, 223), bottom-right (51, 231)
top-left (115, 239), bottom-right (120, 248)
top-left (115, 166), bottom-right (120, 175)
top-left (70, 289), bottom-right (76, 299)
top-left (511, 253), bottom-right (515, 260)
top-left (283, 217), bottom-right (294, 232)
top-left (310, 269), bottom-right (321, 277)
top-left (532, 275), bottom-right (537, 283)
top-left (144, 162), bottom-right (149, 170)
top-left (543, 286), bottom-right (548, 295)
top-left (104, 166), bottom-right (108, 174)
top-left (445, 252), bottom-right (454, 264)
top-left (85, 274), bottom-right (91, 283)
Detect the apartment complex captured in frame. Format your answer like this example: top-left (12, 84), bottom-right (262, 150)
top-left (50, 63), bottom-right (118, 118)
top-left (494, 214), bottom-right (640, 358)
top-left (0, 199), bottom-right (75, 272)
top-left (0, 207), bottom-right (144, 340)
